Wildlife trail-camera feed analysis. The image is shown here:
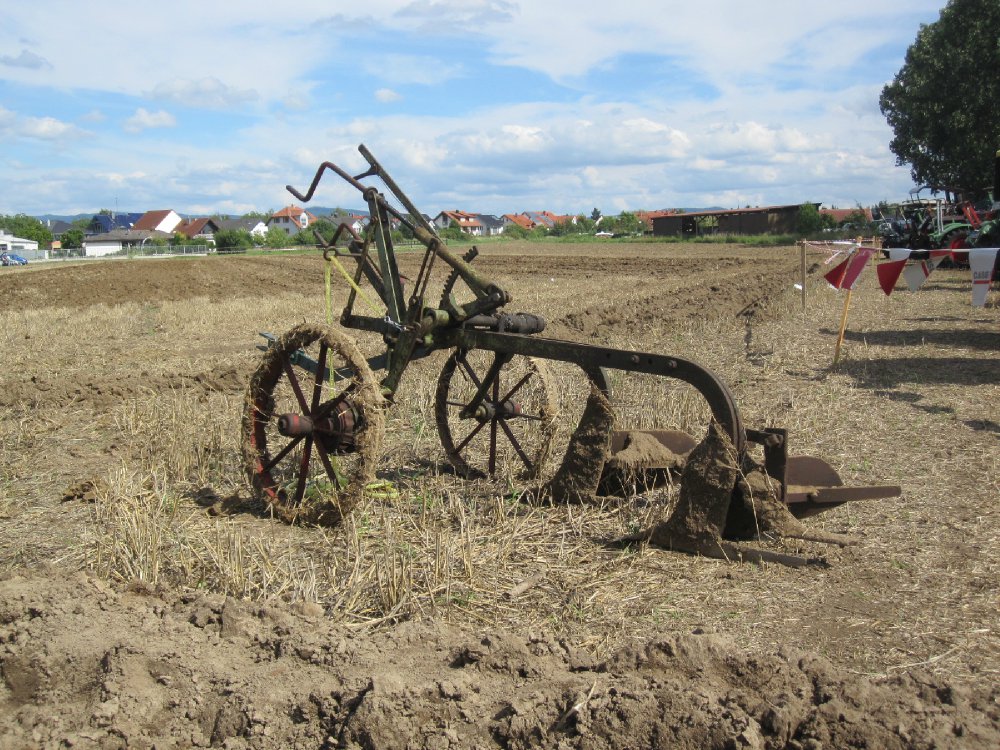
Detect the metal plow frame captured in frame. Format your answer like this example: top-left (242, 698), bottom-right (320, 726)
top-left (245, 144), bottom-right (900, 528)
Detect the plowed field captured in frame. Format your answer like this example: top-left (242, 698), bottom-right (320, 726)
top-left (1, 242), bottom-right (998, 748)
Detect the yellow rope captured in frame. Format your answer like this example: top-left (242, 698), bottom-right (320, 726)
top-left (324, 260), bottom-right (334, 326)
top-left (324, 253), bottom-right (383, 316)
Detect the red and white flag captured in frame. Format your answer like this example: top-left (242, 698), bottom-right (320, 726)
top-left (824, 246), bottom-right (875, 290)
top-left (876, 258), bottom-right (908, 295)
top-left (969, 248), bottom-right (999, 307)
top-left (901, 254), bottom-right (945, 292)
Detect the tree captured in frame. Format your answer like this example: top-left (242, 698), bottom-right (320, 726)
top-left (265, 228), bottom-right (289, 248)
top-left (880, 0), bottom-right (1000, 197)
top-left (214, 228), bottom-right (254, 252)
top-left (0, 214), bottom-right (53, 245)
top-left (845, 205), bottom-right (871, 231)
top-left (439, 224), bottom-right (467, 241)
top-left (61, 228), bottom-right (84, 249)
top-left (615, 211), bottom-right (643, 236)
top-left (590, 207), bottom-right (602, 222)
top-left (796, 203), bottom-right (824, 235)
top-left (503, 223), bottom-right (529, 239)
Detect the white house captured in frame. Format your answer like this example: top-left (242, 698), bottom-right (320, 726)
top-left (216, 217), bottom-right (268, 238)
top-left (82, 229), bottom-right (169, 257)
top-left (433, 210), bottom-right (484, 236)
top-left (0, 230), bottom-right (39, 255)
top-left (133, 209), bottom-right (183, 234)
top-left (268, 205), bottom-right (318, 238)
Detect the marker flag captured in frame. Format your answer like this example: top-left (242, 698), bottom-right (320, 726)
top-left (876, 259), bottom-right (908, 295)
top-left (969, 248), bottom-right (999, 307)
top-left (901, 255), bottom-right (945, 292)
top-left (824, 247), bottom-right (875, 290)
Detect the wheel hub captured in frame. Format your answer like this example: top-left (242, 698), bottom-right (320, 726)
top-left (276, 398), bottom-right (359, 454)
top-left (470, 399), bottom-right (523, 421)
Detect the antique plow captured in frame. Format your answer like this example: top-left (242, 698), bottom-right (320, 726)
top-left (243, 145), bottom-right (900, 531)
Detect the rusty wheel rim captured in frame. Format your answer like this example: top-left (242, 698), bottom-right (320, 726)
top-left (242, 324), bottom-right (384, 524)
top-left (435, 349), bottom-right (556, 481)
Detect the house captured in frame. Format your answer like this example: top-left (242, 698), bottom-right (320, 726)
top-left (42, 219), bottom-right (75, 241)
top-left (433, 210), bottom-right (484, 236)
top-left (821, 207), bottom-right (874, 226)
top-left (268, 205), bottom-right (318, 237)
top-left (133, 209), bottom-right (183, 234)
top-left (327, 211), bottom-right (369, 236)
top-left (502, 213), bottom-right (535, 231)
top-left (176, 217), bottom-right (221, 244)
top-left (82, 229), bottom-right (170, 257)
top-left (475, 214), bottom-right (505, 236)
top-left (521, 211), bottom-right (574, 230)
top-left (635, 210), bottom-right (677, 233)
top-left (86, 212), bottom-right (144, 235)
top-left (0, 230), bottom-right (39, 255)
top-left (215, 217), bottom-right (268, 238)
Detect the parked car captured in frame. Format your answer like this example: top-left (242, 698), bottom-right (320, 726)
top-left (0, 252), bottom-right (28, 266)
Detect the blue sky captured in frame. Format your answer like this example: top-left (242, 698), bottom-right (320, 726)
top-left (0, 1), bottom-right (945, 218)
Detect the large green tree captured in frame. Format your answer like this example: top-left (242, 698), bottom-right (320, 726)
top-left (0, 214), bottom-right (53, 245)
top-left (880, 0), bottom-right (1000, 197)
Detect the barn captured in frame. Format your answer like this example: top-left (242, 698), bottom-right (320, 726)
top-left (652, 204), bottom-right (816, 237)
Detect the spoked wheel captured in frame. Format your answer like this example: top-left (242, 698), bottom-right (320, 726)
top-left (435, 348), bottom-right (557, 480)
top-left (242, 323), bottom-right (385, 525)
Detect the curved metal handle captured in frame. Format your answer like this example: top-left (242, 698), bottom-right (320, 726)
top-left (286, 161), bottom-right (368, 203)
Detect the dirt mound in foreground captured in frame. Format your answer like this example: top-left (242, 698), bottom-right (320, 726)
top-left (2, 570), bottom-right (997, 749)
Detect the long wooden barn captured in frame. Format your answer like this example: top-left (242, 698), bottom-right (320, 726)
top-left (651, 203), bottom-right (818, 237)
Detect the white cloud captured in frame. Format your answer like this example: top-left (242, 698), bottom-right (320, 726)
top-left (0, 1), bottom-right (943, 215)
top-left (0, 106), bottom-right (87, 142)
top-left (145, 77), bottom-right (259, 109)
top-left (0, 49), bottom-right (51, 69)
top-left (20, 116), bottom-right (84, 140)
top-left (123, 108), bottom-right (177, 134)
top-left (362, 54), bottom-right (464, 86)
top-left (393, 0), bottom-right (517, 32)
top-left (375, 88), bottom-right (402, 103)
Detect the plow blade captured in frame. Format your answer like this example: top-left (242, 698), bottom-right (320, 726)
top-left (783, 455), bottom-right (902, 519)
top-left (599, 429), bottom-right (902, 520)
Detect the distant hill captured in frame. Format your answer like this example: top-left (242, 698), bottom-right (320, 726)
top-left (35, 213), bottom-right (92, 224)
top-left (31, 207), bottom-right (371, 225)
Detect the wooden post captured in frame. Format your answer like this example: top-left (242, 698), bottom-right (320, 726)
top-left (832, 236), bottom-right (863, 365)
top-left (833, 288), bottom-right (852, 365)
top-left (799, 241), bottom-right (807, 311)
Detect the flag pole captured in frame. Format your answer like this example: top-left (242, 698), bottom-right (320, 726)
top-left (832, 237), bottom-right (864, 365)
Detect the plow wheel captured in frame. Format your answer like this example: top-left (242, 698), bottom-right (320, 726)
top-left (435, 349), bottom-right (557, 480)
top-left (242, 323), bottom-right (385, 525)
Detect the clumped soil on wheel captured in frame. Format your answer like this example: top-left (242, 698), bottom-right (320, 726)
top-left (1, 243), bottom-right (999, 748)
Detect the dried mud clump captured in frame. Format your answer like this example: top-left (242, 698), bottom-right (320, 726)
top-left (647, 420), bottom-right (741, 556)
top-left (725, 464), bottom-right (858, 547)
top-left (544, 384), bottom-right (614, 503)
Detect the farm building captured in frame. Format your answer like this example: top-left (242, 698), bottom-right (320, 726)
top-left (82, 229), bottom-right (170, 257)
top-left (652, 204), bottom-right (816, 237)
top-left (0, 229), bottom-right (39, 255)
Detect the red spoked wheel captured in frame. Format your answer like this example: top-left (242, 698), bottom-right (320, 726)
top-left (242, 323), bottom-right (385, 525)
top-left (435, 349), bottom-right (557, 481)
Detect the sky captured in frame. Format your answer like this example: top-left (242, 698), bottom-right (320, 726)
top-left (0, 1), bottom-right (947, 219)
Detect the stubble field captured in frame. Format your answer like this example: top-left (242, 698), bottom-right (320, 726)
top-left (0, 241), bottom-right (998, 748)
